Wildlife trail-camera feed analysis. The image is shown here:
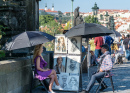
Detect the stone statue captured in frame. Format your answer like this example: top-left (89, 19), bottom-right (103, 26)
top-left (76, 15), bottom-right (84, 25)
top-left (108, 16), bottom-right (115, 30)
top-left (74, 7), bottom-right (84, 26)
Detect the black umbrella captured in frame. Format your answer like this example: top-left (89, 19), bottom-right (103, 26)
top-left (65, 23), bottom-right (114, 38)
top-left (4, 31), bottom-right (55, 51)
top-left (110, 30), bottom-right (121, 37)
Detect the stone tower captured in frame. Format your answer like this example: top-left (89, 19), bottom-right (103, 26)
top-left (45, 3), bottom-right (47, 10)
top-left (52, 4), bottom-right (54, 11)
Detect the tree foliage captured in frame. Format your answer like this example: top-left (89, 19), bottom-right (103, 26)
top-left (84, 15), bottom-right (101, 24)
top-left (39, 15), bottom-right (54, 26)
top-left (0, 25), bottom-right (6, 36)
top-left (40, 11), bottom-right (48, 15)
top-left (58, 11), bottom-right (63, 17)
top-left (39, 15), bottom-right (64, 51)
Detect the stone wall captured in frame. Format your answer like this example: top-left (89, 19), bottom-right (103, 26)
top-left (0, 52), bottom-right (51, 93)
top-left (0, 58), bottom-right (32, 93)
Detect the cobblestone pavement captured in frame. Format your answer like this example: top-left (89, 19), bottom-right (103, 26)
top-left (32, 61), bottom-right (130, 93)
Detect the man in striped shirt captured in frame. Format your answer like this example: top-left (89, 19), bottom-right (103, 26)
top-left (86, 44), bottom-right (113, 93)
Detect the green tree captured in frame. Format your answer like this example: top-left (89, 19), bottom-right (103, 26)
top-left (40, 20), bottom-right (64, 51)
top-left (0, 25), bottom-right (6, 36)
top-left (40, 11), bottom-right (48, 15)
top-left (84, 15), bottom-right (101, 24)
top-left (58, 11), bottom-right (63, 17)
top-left (39, 15), bottom-right (54, 26)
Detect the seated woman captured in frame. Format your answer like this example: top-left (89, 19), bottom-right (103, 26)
top-left (33, 44), bottom-right (63, 93)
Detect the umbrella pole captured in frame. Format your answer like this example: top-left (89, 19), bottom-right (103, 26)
top-left (87, 40), bottom-right (90, 81)
top-left (86, 38), bottom-right (90, 81)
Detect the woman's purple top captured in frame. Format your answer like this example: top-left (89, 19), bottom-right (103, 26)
top-left (34, 56), bottom-right (52, 80)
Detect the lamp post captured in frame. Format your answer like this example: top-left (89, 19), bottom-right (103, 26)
top-left (104, 11), bottom-right (109, 21)
top-left (92, 2), bottom-right (99, 23)
top-left (111, 16), bottom-right (115, 30)
top-left (71, 0), bottom-right (74, 27)
top-left (104, 11), bottom-right (109, 28)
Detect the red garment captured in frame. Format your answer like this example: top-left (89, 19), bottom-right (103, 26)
top-left (94, 37), bottom-right (104, 49)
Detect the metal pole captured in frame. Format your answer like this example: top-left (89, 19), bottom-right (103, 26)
top-left (86, 38), bottom-right (90, 81)
top-left (71, 0), bottom-right (74, 27)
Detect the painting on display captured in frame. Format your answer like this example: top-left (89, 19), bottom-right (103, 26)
top-left (59, 73), bottom-right (69, 90)
top-left (67, 75), bottom-right (79, 90)
top-left (68, 37), bottom-right (82, 54)
top-left (66, 55), bottom-right (81, 74)
top-left (53, 55), bottom-right (66, 74)
top-left (52, 73), bottom-right (69, 90)
top-left (54, 34), bottom-right (67, 54)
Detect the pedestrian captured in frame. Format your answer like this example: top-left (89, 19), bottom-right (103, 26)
top-left (105, 36), bottom-right (114, 55)
top-left (33, 44), bottom-right (63, 93)
top-left (119, 34), bottom-right (125, 53)
top-left (114, 42), bottom-right (124, 64)
top-left (85, 44), bottom-right (113, 93)
top-left (123, 35), bottom-right (130, 61)
top-left (89, 38), bottom-right (96, 52)
top-left (94, 36), bottom-right (104, 58)
top-left (111, 42), bottom-right (118, 54)
top-left (90, 50), bottom-right (97, 66)
top-left (119, 34), bottom-right (125, 43)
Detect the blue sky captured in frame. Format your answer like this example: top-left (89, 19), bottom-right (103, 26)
top-left (39, 0), bottom-right (130, 13)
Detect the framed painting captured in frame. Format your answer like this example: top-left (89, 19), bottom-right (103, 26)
top-left (52, 73), bottom-right (69, 90)
top-left (54, 34), bottom-right (67, 54)
top-left (67, 75), bottom-right (79, 91)
top-left (53, 55), bottom-right (66, 74)
top-left (68, 36), bottom-right (82, 54)
top-left (66, 55), bottom-right (81, 74)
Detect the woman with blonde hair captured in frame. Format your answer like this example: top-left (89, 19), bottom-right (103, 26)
top-left (33, 44), bottom-right (63, 93)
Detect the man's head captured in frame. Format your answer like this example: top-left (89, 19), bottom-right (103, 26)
top-left (126, 34), bottom-right (129, 39)
top-left (122, 34), bottom-right (125, 38)
top-left (62, 75), bottom-right (67, 82)
top-left (70, 58), bottom-right (77, 68)
top-left (101, 44), bottom-right (109, 53)
top-left (71, 38), bottom-right (77, 45)
top-left (90, 50), bottom-right (94, 55)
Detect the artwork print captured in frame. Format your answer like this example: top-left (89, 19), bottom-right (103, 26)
top-left (53, 55), bottom-right (66, 74)
top-left (55, 35), bottom-right (67, 53)
top-left (66, 55), bottom-right (81, 73)
top-left (67, 75), bottom-right (79, 90)
top-left (52, 73), bottom-right (69, 90)
top-left (68, 37), bottom-right (81, 54)
top-left (60, 73), bottom-right (69, 90)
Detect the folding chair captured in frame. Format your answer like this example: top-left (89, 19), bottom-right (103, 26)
top-left (30, 65), bottom-right (50, 93)
top-left (96, 71), bottom-right (114, 93)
